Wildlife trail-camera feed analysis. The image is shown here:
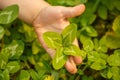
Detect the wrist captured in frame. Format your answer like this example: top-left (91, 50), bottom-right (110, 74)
top-left (30, 0), bottom-right (51, 25)
top-left (32, 3), bottom-right (51, 26)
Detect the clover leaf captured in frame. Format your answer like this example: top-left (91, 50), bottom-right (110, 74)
top-left (107, 49), bottom-right (120, 66)
top-left (62, 23), bottom-right (77, 46)
top-left (52, 47), bottom-right (67, 70)
top-left (43, 32), bottom-right (62, 49)
top-left (0, 5), bottom-right (19, 24)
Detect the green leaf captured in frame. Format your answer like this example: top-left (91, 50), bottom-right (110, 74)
top-left (0, 59), bottom-right (8, 69)
top-left (114, 0), bottom-right (120, 10)
top-left (100, 53), bottom-right (108, 61)
top-left (99, 37), bottom-right (108, 52)
top-left (79, 0), bottom-right (87, 4)
top-left (0, 48), bottom-right (10, 69)
top-left (32, 39), bottom-right (44, 55)
top-left (0, 26), bottom-right (5, 40)
top-left (105, 32), bottom-right (120, 49)
top-left (43, 32), bottom-right (62, 49)
top-left (101, 67), bottom-right (113, 79)
top-left (19, 70), bottom-right (30, 80)
top-left (87, 51), bottom-right (100, 62)
top-left (62, 23), bottom-right (77, 46)
top-left (3, 69), bottom-right (10, 80)
top-left (112, 15), bottom-right (120, 35)
top-left (111, 67), bottom-right (120, 80)
top-left (28, 56), bottom-right (36, 65)
top-left (6, 61), bottom-right (20, 73)
top-left (20, 23), bottom-right (37, 42)
top-left (78, 31), bottom-right (91, 44)
top-left (101, 0), bottom-right (115, 10)
top-left (107, 68), bottom-right (113, 79)
top-left (1, 40), bottom-right (24, 59)
top-left (9, 26), bottom-right (22, 40)
top-left (0, 5), bottom-right (19, 24)
top-left (0, 70), bottom-right (4, 80)
top-left (80, 12), bottom-right (96, 26)
top-left (94, 37), bottom-right (108, 53)
top-left (82, 75), bottom-right (94, 80)
top-left (29, 69), bottom-right (39, 80)
top-left (52, 47), bottom-right (67, 70)
top-left (90, 58), bottom-right (106, 70)
top-left (98, 5), bottom-right (108, 20)
top-left (0, 40), bottom-right (24, 69)
top-left (107, 49), bottom-right (120, 66)
top-left (64, 45), bottom-right (81, 56)
top-left (42, 60), bottom-right (52, 72)
top-left (83, 39), bottom-right (94, 51)
top-left (84, 26), bottom-right (98, 37)
top-left (51, 71), bottom-right (59, 80)
top-left (66, 0), bottom-right (87, 6)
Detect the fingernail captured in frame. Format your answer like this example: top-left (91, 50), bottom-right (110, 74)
top-left (74, 56), bottom-right (82, 65)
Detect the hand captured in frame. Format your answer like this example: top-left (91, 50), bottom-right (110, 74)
top-left (32, 4), bottom-right (85, 74)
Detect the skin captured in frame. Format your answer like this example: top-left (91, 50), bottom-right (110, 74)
top-left (0, 0), bottom-right (85, 74)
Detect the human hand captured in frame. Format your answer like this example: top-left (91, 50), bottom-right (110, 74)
top-left (32, 4), bottom-right (85, 74)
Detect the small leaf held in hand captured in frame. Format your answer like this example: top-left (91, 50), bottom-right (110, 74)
top-left (52, 47), bottom-right (67, 70)
top-left (43, 32), bottom-right (62, 49)
top-left (62, 23), bottom-right (77, 46)
top-left (64, 45), bottom-right (81, 56)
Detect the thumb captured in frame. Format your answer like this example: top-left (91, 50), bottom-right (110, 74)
top-left (62, 4), bottom-right (85, 18)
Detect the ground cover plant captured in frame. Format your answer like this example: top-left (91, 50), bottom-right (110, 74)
top-left (0, 0), bottom-right (120, 80)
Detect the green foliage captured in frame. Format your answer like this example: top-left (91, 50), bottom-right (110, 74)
top-left (0, 0), bottom-right (120, 80)
top-left (98, 5), bottom-right (108, 20)
top-left (0, 26), bottom-right (5, 39)
top-left (6, 61), bottom-right (20, 73)
top-left (105, 32), bottom-right (120, 49)
top-left (19, 70), bottom-right (30, 80)
top-left (107, 49), bottom-right (120, 66)
top-left (112, 15), bottom-right (120, 34)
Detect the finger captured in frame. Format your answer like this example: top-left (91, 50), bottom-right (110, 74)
top-left (73, 56), bottom-right (82, 65)
top-left (65, 56), bottom-right (77, 74)
top-left (72, 38), bottom-right (83, 65)
top-left (62, 4), bottom-right (85, 18)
